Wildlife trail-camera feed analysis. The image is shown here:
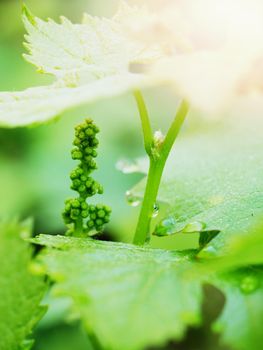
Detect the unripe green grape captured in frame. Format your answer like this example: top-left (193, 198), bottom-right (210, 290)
top-left (97, 209), bottom-right (106, 218)
top-left (85, 128), bottom-right (94, 136)
top-left (89, 205), bottom-right (96, 212)
top-left (72, 199), bottom-right (80, 208)
top-left (70, 170), bottom-right (78, 179)
top-left (78, 185), bottom-right (86, 192)
top-left (81, 202), bottom-right (88, 210)
top-left (81, 210), bottom-right (89, 218)
top-left (91, 139), bottom-right (99, 147)
top-left (104, 216), bottom-right (110, 223)
top-left (65, 203), bottom-right (71, 212)
top-left (78, 131), bottom-right (86, 140)
top-left (86, 179), bottom-right (93, 188)
top-left (95, 219), bottom-right (103, 226)
top-left (70, 209), bottom-right (80, 220)
top-left (98, 186), bottom-right (104, 194)
top-left (87, 220), bottom-right (94, 228)
top-left (90, 213), bottom-right (97, 220)
top-left (76, 167), bottom-right (84, 175)
top-left (71, 149), bottom-right (83, 160)
top-left (85, 147), bottom-right (93, 155)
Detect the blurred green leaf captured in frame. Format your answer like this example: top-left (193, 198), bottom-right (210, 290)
top-left (34, 322), bottom-right (93, 350)
top-left (32, 234), bottom-right (202, 350)
top-left (0, 220), bottom-right (46, 350)
top-left (212, 269), bottom-right (263, 350)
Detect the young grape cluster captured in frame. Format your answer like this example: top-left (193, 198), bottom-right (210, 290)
top-left (62, 119), bottom-right (111, 236)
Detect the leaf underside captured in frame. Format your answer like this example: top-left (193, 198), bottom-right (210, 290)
top-left (0, 4), bottom-right (154, 127)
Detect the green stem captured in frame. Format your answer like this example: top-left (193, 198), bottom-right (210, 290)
top-left (74, 217), bottom-right (83, 237)
top-left (161, 100), bottom-right (190, 159)
top-left (133, 90), bottom-right (153, 156)
top-left (133, 157), bottom-right (166, 245)
top-left (133, 99), bottom-right (189, 245)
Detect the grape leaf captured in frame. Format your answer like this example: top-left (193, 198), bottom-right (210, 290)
top-left (32, 234), bottom-right (203, 350)
top-left (130, 115), bottom-right (263, 256)
top-left (0, 74), bottom-right (144, 127)
top-left (0, 4), bottom-right (157, 128)
top-left (212, 269), bottom-right (263, 350)
top-left (22, 3), bottom-right (155, 80)
top-left (0, 220), bottom-right (46, 350)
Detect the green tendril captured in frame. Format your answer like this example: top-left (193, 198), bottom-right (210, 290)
top-left (62, 118), bottom-right (111, 237)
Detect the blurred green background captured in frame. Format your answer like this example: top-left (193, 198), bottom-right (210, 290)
top-left (0, 1), bottom-right (221, 349)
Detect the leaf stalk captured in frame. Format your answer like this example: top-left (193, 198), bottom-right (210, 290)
top-left (133, 94), bottom-right (189, 245)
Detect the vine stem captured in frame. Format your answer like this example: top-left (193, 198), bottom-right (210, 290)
top-left (133, 96), bottom-right (189, 245)
top-left (133, 90), bottom-right (153, 156)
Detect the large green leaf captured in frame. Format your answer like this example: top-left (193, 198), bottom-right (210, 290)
top-left (212, 269), bottom-right (263, 350)
top-left (130, 115), bottom-right (263, 256)
top-left (0, 220), bottom-right (46, 350)
top-left (32, 222), bottom-right (263, 350)
top-left (33, 234), bottom-right (203, 350)
top-left (0, 4), bottom-right (155, 127)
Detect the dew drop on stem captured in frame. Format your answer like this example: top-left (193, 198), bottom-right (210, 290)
top-left (151, 203), bottom-right (160, 218)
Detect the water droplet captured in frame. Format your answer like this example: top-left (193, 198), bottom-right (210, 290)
top-left (154, 216), bottom-right (177, 236)
top-left (240, 275), bottom-right (259, 294)
top-left (116, 158), bottom-right (148, 174)
top-left (116, 159), bottom-right (138, 174)
top-left (182, 221), bottom-right (206, 233)
top-left (199, 245), bottom-right (217, 258)
top-left (125, 191), bottom-right (141, 207)
top-left (152, 203), bottom-right (160, 218)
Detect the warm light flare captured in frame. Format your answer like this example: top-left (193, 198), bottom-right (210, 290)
top-left (128, 0), bottom-right (263, 111)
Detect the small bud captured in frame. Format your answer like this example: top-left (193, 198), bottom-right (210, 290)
top-left (96, 219), bottom-right (103, 226)
top-left (89, 205), bottom-right (96, 212)
top-left (85, 128), bottom-right (94, 136)
top-left (81, 210), bottom-right (89, 218)
top-left (85, 147), bottom-right (93, 155)
top-left (87, 220), bottom-right (94, 228)
top-left (71, 149), bottom-right (83, 160)
top-left (97, 209), bottom-right (105, 218)
top-left (78, 131), bottom-right (86, 140)
top-left (98, 185), bottom-right (104, 194)
top-left (72, 179), bottom-right (81, 188)
top-left (104, 215), bottom-right (110, 223)
top-left (90, 213), bottom-right (97, 220)
top-left (86, 179), bottom-right (93, 188)
top-left (72, 199), bottom-right (80, 208)
top-left (78, 185), bottom-right (86, 192)
top-left (81, 202), bottom-right (88, 209)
